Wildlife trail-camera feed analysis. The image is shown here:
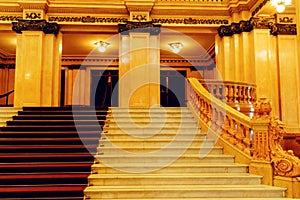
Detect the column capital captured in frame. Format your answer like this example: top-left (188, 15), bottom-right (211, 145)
top-left (12, 19), bottom-right (60, 35)
top-left (118, 21), bottom-right (161, 35)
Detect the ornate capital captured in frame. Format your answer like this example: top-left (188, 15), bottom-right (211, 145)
top-left (118, 21), bottom-right (161, 35)
top-left (12, 20), bottom-right (59, 35)
top-left (271, 24), bottom-right (297, 36)
top-left (217, 25), bottom-right (233, 37)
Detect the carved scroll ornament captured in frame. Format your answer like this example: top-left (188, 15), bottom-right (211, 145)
top-left (269, 117), bottom-right (300, 177)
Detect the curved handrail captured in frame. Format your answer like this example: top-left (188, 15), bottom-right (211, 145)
top-left (187, 77), bottom-right (300, 178)
top-left (0, 90), bottom-right (14, 106)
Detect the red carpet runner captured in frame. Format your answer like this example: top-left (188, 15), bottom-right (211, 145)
top-left (0, 107), bottom-right (107, 199)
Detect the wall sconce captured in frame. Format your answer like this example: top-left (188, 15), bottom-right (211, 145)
top-left (168, 42), bottom-right (183, 53)
top-left (270, 0), bottom-right (292, 13)
top-left (94, 41), bottom-right (110, 52)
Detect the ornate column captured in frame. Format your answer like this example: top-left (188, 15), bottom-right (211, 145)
top-left (12, 8), bottom-right (61, 107)
top-left (118, 20), bottom-right (161, 107)
top-left (271, 17), bottom-right (299, 133)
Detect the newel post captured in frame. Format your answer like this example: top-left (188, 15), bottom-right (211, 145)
top-left (249, 97), bottom-right (273, 185)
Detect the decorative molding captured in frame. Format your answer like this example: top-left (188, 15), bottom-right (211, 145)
top-left (12, 20), bottom-right (60, 35)
top-left (131, 12), bottom-right (149, 22)
top-left (251, 0), bottom-right (269, 17)
top-left (118, 21), bottom-right (161, 35)
top-left (218, 17), bottom-right (275, 37)
top-left (48, 16), bottom-right (128, 23)
top-left (24, 11), bottom-right (42, 20)
top-left (0, 15), bottom-right (22, 22)
top-left (152, 18), bottom-right (229, 25)
top-left (251, 17), bottom-right (275, 29)
top-left (271, 24), bottom-right (297, 36)
top-left (279, 17), bottom-right (294, 24)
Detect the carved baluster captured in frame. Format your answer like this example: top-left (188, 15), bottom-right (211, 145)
top-left (228, 118), bottom-right (238, 145)
top-left (235, 123), bottom-right (247, 151)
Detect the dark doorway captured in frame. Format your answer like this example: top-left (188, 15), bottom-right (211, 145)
top-left (160, 70), bottom-right (186, 107)
top-left (90, 70), bottom-right (118, 108)
top-left (60, 69), bottom-right (65, 107)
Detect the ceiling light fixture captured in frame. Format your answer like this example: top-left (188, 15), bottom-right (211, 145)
top-left (168, 42), bottom-right (183, 53)
top-left (270, 0), bottom-right (292, 13)
top-left (94, 41), bottom-right (110, 52)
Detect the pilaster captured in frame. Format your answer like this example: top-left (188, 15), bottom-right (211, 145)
top-left (12, 19), bottom-right (61, 107)
top-left (271, 22), bottom-right (299, 133)
top-left (118, 21), bottom-right (161, 107)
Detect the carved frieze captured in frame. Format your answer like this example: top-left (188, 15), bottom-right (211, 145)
top-left (118, 21), bottom-right (161, 35)
top-left (12, 20), bottom-right (60, 35)
top-left (152, 18), bottom-right (229, 25)
top-left (250, 17), bottom-right (275, 29)
top-left (270, 24), bottom-right (297, 36)
top-left (0, 15), bottom-right (22, 22)
top-left (48, 16), bottom-right (128, 23)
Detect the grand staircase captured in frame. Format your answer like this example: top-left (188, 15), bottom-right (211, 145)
top-left (84, 107), bottom-right (291, 200)
top-left (0, 107), bottom-right (107, 199)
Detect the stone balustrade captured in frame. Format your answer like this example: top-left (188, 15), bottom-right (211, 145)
top-left (199, 79), bottom-right (257, 105)
top-left (187, 78), bottom-right (300, 178)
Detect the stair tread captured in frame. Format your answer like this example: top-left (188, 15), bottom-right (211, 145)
top-left (0, 185), bottom-right (87, 192)
top-left (0, 173), bottom-right (90, 179)
top-left (89, 173), bottom-right (260, 178)
top-left (85, 184), bottom-right (286, 190)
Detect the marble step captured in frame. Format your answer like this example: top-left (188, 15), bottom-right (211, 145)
top-left (106, 116), bottom-right (194, 122)
top-left (95, 154), bottom-right (235, 164)
top-left (97, 146), bottom-right (223, 155)
top-left (91, 163), bottom-right (249, 174)
top-left (103, 127), bottom-right (201, 134)
top-left (98, 138), bottom-right (215, 148)
top-left (89, 198), bottom-right (292, 200)
top-left (84, 185), bottom-right (286, 199)
top-left (101, 132), bottom-right (206, 140)
top-left (88, 173), bottom-right (262, 186)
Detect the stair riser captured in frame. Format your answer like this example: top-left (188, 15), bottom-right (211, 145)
top-left (91, 166), bottom-right (248, 174)
top-left (98, 140), bottom-right (215, 148)
top-left (0, 139), bottom-right (99, 145)
top-left (95, 156), bottom-right (234, 164)
top-left (0, 148), bottom-right (97, 154)
top-left (13, 116), bottom-right (106, 120)
top-left (0, 166), bottom-right (92, 173)
top-left (0, 133), bottom-right (100, 138)
top-left (101, 133), bottom-right (206, 140)
top-left (18, 111), bottom-right (107, 115)
top-left (0, 177), bottom-right (89, 185)
top-left (7, 121), bottom-right (105, 126)
top-left (84, 190), bottom-right (284, 199)
top-left (106, 117), bottom-right (194, 123)
top-left (88, 177), bottom-right (261, 186)
top-left (0, 126), bottom-right (103, 132)
top-left (0, 191), bottom-right (85, 199)
top-left (97, 147), bottom-right (222, 155)
top-left (103, 128), bottom-right (201, 133)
